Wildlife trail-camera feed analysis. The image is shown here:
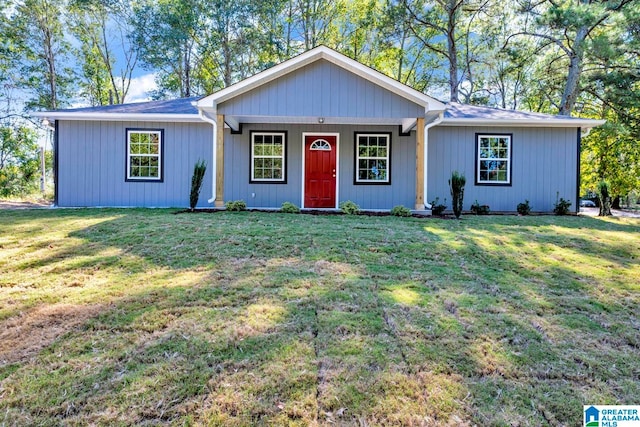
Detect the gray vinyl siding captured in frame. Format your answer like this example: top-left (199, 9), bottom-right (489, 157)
top-left (219, 60), bottom-right (424, 119)
top-left (427, 126), bottom-right (579, 212)
top-left (56, 120), bottom-right (212, 207)
top-left (224, 124), bottom-right (416, 209)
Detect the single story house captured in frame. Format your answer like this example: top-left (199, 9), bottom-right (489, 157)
top-left (34, 46), bottom-right (604, 213)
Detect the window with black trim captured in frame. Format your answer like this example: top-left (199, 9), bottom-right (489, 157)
top-left (355, 133), bottom-right (391, 184)
top-left (251, 131), bottom-right (286, 183)
top-left (476, 134), bottom-right (511, 185)
top-left (126, 129), bottom-right (163, 181)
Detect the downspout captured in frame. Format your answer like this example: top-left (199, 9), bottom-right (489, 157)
top-left (198, 110), bottom-right (218, 204)
top-left (423, 112), bottom-right (444, 209)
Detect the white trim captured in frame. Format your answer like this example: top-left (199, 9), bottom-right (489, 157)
top-left (197, 46), bottom-right (446, 113)
top-left (31, 111), bottom-right (201, 122)
top-left (441, 118), bottom-right (605, 128)
top-left (477, 134), bottom-right (512, 184)
top-left (251, 132), bottom-right (286, 182)
top-left (355, 133), bottom-right (390, 184)
top-left (301, 132), bottom-right (340, 209)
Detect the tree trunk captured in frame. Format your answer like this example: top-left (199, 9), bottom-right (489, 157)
top-left (446, 0), bottom-right (458, 103)
top-left (558, 26), bottom-right (587, 115)
top-left (612, 195), bottom-right (621, 209)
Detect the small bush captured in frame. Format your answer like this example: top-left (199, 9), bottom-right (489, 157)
top-left (517, 200), bottom-right (531, 215)
top-left (340, 200), bottom-right (360, 215)
top-left (189, 159), bottom-right (207, 211)
top-left (470, 200), bottom-right (490, 215)
top-left (430, 197), bottom-right (447, 216)
top-left (281, 201), bottom-right (300, 213)
top-left (225, 200), bottom-right (247, 211)
top-left (390, 205), bottom-right (411, 217)
top-left (553, 193), bottom-right (572, 215)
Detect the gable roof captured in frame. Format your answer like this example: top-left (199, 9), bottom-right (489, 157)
top-left (196, 45), bottom-right (446, 115)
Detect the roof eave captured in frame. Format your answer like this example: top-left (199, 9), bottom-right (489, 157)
top-left (440, 118), bottom-right (606, 128)
top-left (31, 111), bottom-right (203, 123)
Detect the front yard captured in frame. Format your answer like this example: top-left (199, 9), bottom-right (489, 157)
top-left (0, 209), bottom-right (638, 426)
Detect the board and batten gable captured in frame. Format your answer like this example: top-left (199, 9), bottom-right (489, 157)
top-left (427, 126), bottom-right (579, 212)
top-left (217, 59), bottom-right (425, 120)
top-left (223, 123), bottom-right (416, 209)
top-left (56, 120), bottom-right (212, 207)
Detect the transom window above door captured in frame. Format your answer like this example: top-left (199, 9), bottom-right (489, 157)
top-left (354, 133), bottom-right (391, 184)
top-left (310, 139), bottom-right (331, 150)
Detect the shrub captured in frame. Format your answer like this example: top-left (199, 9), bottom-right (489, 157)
top-left (448, 171), bottom-right (466, 219)
top-left (189, 159), bottom-right (207, 211)
top-left (470, 200), bottom-right (490, 215)
top-left (281, 201), bottom-right (300, 213)
top-left (517, 200), bottom-right (531, 215)
top-left (390, 205), bottom-right (411, 217)
top-left (430, 197), bottom-right (447, 216)
top-left (225, 200), bottom-right (247, 211)
top-left (339, 200), bottom-right (360, 215)
top-left (553, 193), bottom-right (572, 215)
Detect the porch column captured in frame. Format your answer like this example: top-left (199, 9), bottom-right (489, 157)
top-left (215, 114), bottom-right (225, 208)
top-left (415, 117), bottom-right (425, 210)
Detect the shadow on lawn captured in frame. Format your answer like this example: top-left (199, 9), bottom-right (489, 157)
top-left (1, 210), bottom-right (638, 425)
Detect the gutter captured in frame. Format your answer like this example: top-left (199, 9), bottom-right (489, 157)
top-left (31, 111), bottom-right (202, 123)
top-left (198, 110), bottom-right (218, 205)
top-left (423, 113), bottom-right (444, 209)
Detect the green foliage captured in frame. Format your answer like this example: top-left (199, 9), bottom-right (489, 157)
top-left (225, 200), bottom-right (246, 211)
top-left (0, 124), bottom-right (40, 197)
top-left (339, 200), bottom-right (360, 215)
top-left (390, 205), bottom-right (411, 217)
top-left (517, 200), bottom-right (532, 215)
top-left (597, 180), bottom-right (612, 217)
top-left (189, 159), bottom-right (206, 211)
top-left (10, 0), bottom-right (75, 110)
top-left (553, 193), bottom-right (572, 216)
top-left (280, 201), bottom-right (300, 214)
top-left (449, 171), bottom-right (466, 219)
top-left (430, 197), bottom-right (447, 216)
top-left (470, 200), bottom-right (490, 215)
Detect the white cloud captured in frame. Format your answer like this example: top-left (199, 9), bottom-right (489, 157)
top-left (125, 73), bottom-right (158, 103)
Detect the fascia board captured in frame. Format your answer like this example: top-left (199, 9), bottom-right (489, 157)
top-left (440, 118), bottom-right (606, 127)
top-left (31, 112), bottom-right (203, 122)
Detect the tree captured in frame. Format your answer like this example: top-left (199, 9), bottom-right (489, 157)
top-left (513, 0), bottom-right (635, 115)
top-left (68, 0), bottom-right (138, 105)
top-left (131, 0), bottom-right (205, 98)
top-left (0, 123), bottom-right (40, 196)
top-left (11, 0), bottom-right (75, 110)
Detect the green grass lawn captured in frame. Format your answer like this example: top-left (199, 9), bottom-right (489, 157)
top-left (0, 209), bottom-right (638, 426)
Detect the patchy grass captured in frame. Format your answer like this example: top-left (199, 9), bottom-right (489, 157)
top-left (0, 209), bottom-right (638, 426)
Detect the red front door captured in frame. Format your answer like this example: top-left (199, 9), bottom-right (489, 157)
top-left (304, 135), bottom-right (337, 208)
